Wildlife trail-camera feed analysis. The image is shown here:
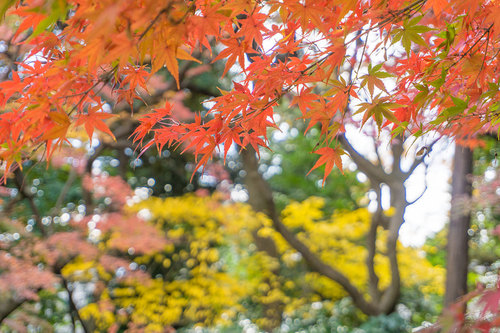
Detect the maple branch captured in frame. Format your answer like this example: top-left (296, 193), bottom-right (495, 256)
top-left (378, 157), bottom-right (408, 313)
top-left (345, 0), bottom-right (426, 46)
top-left (66, 65), bottom-right (118, 117)
top-left (408, 160), bottom-right (429, 206)
top-left (82, 144), bottom-right (106, 211)
top-left (366, 186), bottom-right (383, 302)
top-left (353, 30), bottom-right (369, 82)
top-left (372, 137), bottom-right (384, 170)
top-left (61, 276), bottom-right (91, 333)
top-left (372, 0), bottom-right (426, 32)
top-left (138, 3), bottom-right (194, 41)
top-left (448, 24), bottom-right (493, 70)
top-left (138, 7), bottom-right (170, 41)
top-left (0, 298), bottom-right (26, 323)
top-left (475, 27), bottom-right (491, 82)
top-left (365, 143), bottom-right (406, 313)
top-left (338, 134), bottom-right (390, 184)
top-left (241, 147), bottom-right (381, 316)
top-left (390, 138), bottom-right (405, 179)
top-left (98, 61), bottom-right (193, 115)
top-left (403, 137), bottom-right (439, 180)
top-left (54, 168), bottom-right (78, 213)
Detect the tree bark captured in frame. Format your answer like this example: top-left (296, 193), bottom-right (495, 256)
top-left (240, 133), bottom-right (428, 316)
top-left (240, 148), bottom-right (285, 330)
top-left (0, 298), bottom-right (25, 323)
top-left (241, 147), bottom-right (381, 316)
top-left (62, 277), bottom-right (91, 333)
top-left (444, 144), bottom-right (473, 306)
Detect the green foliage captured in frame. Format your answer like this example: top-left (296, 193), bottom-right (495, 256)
top-left (423, 228), bottom-right (447, 268)
top-left (468, 137), bottom-right (500, 284)
top-left (261, 105), bottom-right (367, 213)
top-left (358, 313), bottom-right (410, 333)
top-left (278, 299), bottom-right (411, 333)
top-left (37, 290), bottom-right (69, 326)
top-left (399, 288), bottom-right (442, 326)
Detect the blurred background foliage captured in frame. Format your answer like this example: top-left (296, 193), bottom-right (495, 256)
top-left (0, 116), bottom-right (449, 332)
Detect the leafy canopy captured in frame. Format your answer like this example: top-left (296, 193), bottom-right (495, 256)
top-left (0, 0), bottom-right (499, 179)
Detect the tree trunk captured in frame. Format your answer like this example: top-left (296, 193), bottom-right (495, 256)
top-left (241, 147), bottom-right (381, 316)
top-left (444, 144), bottom-right (473, 306)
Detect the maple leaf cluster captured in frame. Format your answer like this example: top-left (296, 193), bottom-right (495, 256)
top-left (0, 0), bottom-right (498, 180)
top-left (0, 251), bottom-right (57, 300)
top-left (434, 276), bottom-right (500, 332)
top-left (82, 174), bottom-right (133, 208)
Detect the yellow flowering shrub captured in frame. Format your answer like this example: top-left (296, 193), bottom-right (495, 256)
top-left (80, 301), bottom-right (117, 331)
top-left (272, 197), bottom-right (445, 300)
top-left (75, 194), bottom-right (443, 332)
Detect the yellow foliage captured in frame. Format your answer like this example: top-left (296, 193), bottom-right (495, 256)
top-left (61, 258), bottom-right (96, 281)
top-left (258, 197), bottom-right (444, 303)
top-left (80, 302), bottom-right (116, 331)
top-left (77, 194), bottom-right (443, 331)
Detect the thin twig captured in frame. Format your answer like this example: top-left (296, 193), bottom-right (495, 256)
top-left (61, 277), bottom-right (91, 333)
top-left (13, 167), bottom-right (48, 237)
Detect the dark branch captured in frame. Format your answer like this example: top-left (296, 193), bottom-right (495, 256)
top-left (0, 298), bottom-right (25, 323)
top-left (403, 138), bottom-right (440, 180)
top-left (241, 147), bottom-right (381, 316)
top-left (408, 160), bottom-right (430, 205)
top-left (61, 277), bottom-right (91, 333)
top-left (339, 134), bottom-right (390, 184)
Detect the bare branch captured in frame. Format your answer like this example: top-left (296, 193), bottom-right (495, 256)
top-left (408, 160), bottom-right (430, 206)
top-left (241, 147), bottom-right (381, 316)
top-left (390, 137), bottom-right (405, 179)
top-left (0, 298), bottom-right (25, 323)
top-left (54, 168), bottom-right (78, 213)
top-left (339, 134), bottom-right (390, 184)
top-left (61, 277), bottom-right (91, 333)
top-left (403, 138), bottom-right (440, 180)
top-left (372, 137), bottom-right (384, 171)
top-left (379, 181), bottom-right (407, 312)
top-left (366, 203), bottom-right (382, 302)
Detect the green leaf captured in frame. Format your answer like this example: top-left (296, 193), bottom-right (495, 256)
top-left (443, 96), bottom-right (467, 117)
top-left (356, 96), bottom-right (404, 130)
top-left (31, 0), bottom-right (69, 39)
top-left (360, 63), bottom-right (394, 96)
top-left (391, 15), bottom-right (434, 55)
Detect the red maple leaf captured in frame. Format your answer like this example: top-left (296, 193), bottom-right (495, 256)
top-left (75, 104), bottom-right (116, 141)
top-left (479, 279), bottom-right (500, 317)
top-left (307, 146), bottom-right (345, 186)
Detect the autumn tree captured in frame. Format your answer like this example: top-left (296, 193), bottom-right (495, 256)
top-left (0, 134), bottom-right (447, 332)
top-left (241, 127), bottom-right (443, 316)
top-left (0, 0), bottom-right (497, 174)
top-left (0, 0), bottom-right (499, 328)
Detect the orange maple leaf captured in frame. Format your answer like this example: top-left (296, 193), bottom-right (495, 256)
top-left (212, 37), bottom-right (255, 77)
top-left (422, 0), bottom-right (449, 16)
top-left (75, 105), bottom-right (116, 142)
top-left (307, 146), bottom-right (345, 186)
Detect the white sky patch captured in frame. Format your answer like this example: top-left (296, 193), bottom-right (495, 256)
top-left (344, 127), bottom-right (453, 246)
top-left (402, 142), bottom-right (453, 246)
